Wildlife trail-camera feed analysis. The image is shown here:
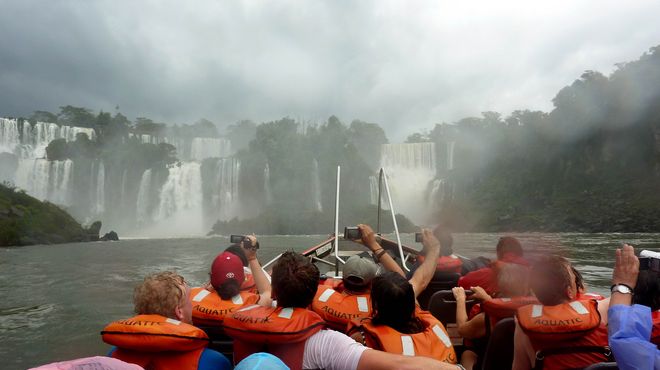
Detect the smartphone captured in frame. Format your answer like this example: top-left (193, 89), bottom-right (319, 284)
top-left (230, 234), bottom-right (245, 244)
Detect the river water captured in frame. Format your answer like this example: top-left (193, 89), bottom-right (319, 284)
top-left (1, 233), bottom-right (659, 369)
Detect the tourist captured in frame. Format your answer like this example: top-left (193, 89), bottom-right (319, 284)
top-left (191, 236), bottom-right (272, 326)
top-left (512, 256), bottom-right (610, 370)
top-left (30, 356), bottom-right (143, 370)
top-left (224, 250), bottom-right (462, 370)
top-left (452, 263), bottom-right (535, 370)
top-left (458, 236), bottom-right (527, 295)
top-left (311, 224), bottom-right (405, 332)
top-left (608, 244), bottom-right (660, 369)
top-left (101, 271), bottom-right (231, 370)
top-left (347, 229), bottom-right (457, 363)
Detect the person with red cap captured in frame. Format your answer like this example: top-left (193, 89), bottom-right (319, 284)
top-left (457, 236), bottom-right (529, 296)
top-left (191, 236), bottom-right (272, 327)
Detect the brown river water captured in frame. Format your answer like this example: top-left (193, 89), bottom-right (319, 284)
top-left (1, 233), bottom-right (659, 369)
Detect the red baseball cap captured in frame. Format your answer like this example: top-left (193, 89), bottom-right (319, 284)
top-left (211, 251), bottom-right (245, 289)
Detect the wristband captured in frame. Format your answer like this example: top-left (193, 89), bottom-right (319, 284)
top-left (374, 249), bottom-right (388, 262)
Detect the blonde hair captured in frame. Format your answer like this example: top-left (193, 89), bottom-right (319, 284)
top-left (496, 263), bottom-right (530, 297)
top-left (133, 271), bottom-right (187, 317)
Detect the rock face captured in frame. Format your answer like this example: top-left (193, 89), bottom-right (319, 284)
top-left (0, 183), bottom-right (98, 246)
top-left (100, 231), bottom-right (119, 241)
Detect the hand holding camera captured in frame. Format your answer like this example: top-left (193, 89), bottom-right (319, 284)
top-left (612, 243), bottom-right (639, 289)
top-left (231, 234), bottom-right (259, 261)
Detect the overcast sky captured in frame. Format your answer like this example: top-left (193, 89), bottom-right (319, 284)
top-left (1, 0), bottom-right (659, 140)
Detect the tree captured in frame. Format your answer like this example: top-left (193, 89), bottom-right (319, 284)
top-left (29, 110), bottom-right (58, 124)
top-left (227, 120), bottom-right (257, 152)
top-left (58, 106), bottom-right (95, 127)
top-left (349, 120), bottom-right (389, 170)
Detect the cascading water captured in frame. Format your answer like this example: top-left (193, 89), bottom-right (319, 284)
top-left (212, 158), bottom-right (240, 221)
top-left (447, 141), bottom-right (455, 171)
top-left (312, 159), bottom-right (322, 212)
top-left (377, 143), bottom-right (436, 224)
top-left (94, 161), bottom-right (105, 215)
top-left (135, 169), bottom-right (152, 224)
top-left (13, 158), bottom-right (73, 205)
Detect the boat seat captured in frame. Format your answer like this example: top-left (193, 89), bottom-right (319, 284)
top-left (427, 289), bottom-right (476, 347)
top-left (480, 318), bottom-right (515, 370)
top-left (582, 363), bottom-right (619, 370)
top-left (197, 325), bottom-right (234, 362)
top-left (417, 272), bottom-right (461, 310)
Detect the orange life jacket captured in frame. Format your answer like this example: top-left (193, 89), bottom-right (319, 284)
top-left (417, 254), bottom-right (462, 274)
top-left (319, 277), bottom-right (345, 292)
top-left (190, 287), bottom-right (260, 327)
top-left (481, 296), bottom-right (539, 328)
top-left (311, 285), bottom-right (371, 332)
top-left (101, 314), bottom-right (209, 370)
top-left (516, 300), bottom-right (610, 370)
top-left (240, 273), bottom-right (258, 294)
top-left (652, 310), bottom-right (660, 346)
top-left (575, 292), bottom-right (606, 301)
top-left (348, 310), bottom-right (457, 363)
top-left (223, 305), bottom-right (325, 370)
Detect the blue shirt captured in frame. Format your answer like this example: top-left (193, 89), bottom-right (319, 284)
top-left (608, 304), bottom-right (660, 370)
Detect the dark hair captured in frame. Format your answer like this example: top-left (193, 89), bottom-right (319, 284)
top-left (371, 272), bottom-right (424, 334)
top-left (433, 227), bottom-right (454, 256)
top-left (496, 236), bottom-right (523, 259)
top-left (633, 270), bottom-right (660, 311)
top-left (530, 255), bottom-right (573, 306)
top-left (224, 244), bottom-right (248, 267)
top-left (271, 251), bottom-right (319, 308)
top-left (217, 280), bottom-right (241, 300)
top-left (571, 266), bottom-right (585, 293)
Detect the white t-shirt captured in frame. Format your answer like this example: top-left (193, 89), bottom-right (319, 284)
top-left (303, 329), bottom-right (368, 370)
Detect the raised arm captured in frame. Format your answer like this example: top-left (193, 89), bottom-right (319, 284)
top-left (409, 228), bottom-right (440, 298)
top-left (358, 224), bottom-right (405, 277)
top-left (242, 235), bottom-right (272, 306)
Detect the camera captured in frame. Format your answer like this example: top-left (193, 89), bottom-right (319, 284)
top-left (344, 227), bottom-right (361, 240)
top-left (415, 233), bottom-right (423, 243)
top-left (230, 234), bottom-right (247, 244)
top-left (640, 250), bottom-right (660, 272)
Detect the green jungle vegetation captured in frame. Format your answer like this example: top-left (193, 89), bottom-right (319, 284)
top-left (0, 183), bottom-right (97, 246)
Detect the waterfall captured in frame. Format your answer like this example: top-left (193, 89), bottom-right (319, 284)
top-left (94, 161), bottom-right (105, 215)
top-left (377, 143), bottom-right (437, 224)
top-left (189, 137), bottom-right (232, 161)
top-left (0, 118), bottom-right (20, 154)
top-left (447, 141), bottom-right (455, 170)
top-left (264, 163), bottom-right (272, 205)
top-left (135, 169), bottom-right (152, 223)
top-left (156, 162), bottom-right (203, 221)
top-left (212, 158), bottom-right (240, 221)
top-left (14, 158), bottom-right (73, 205)
top-left (312, 159), bottom-right (322, 212)
top-left (428, 179), bottom-right (445, 208)
top-left (119, 169), bottom-right (128, 207)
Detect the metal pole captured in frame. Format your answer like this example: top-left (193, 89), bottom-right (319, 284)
top-left (333, 166), bottom-right (345, 273)
top-left (380, 168), bottom-right (410, 272)
top-left (376, 169), bottom-right (383, 234)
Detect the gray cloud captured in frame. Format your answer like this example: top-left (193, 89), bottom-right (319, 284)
top-left (1, 0), bottom-right (659, 140)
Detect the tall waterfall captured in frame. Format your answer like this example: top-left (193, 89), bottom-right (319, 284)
top-left (264, 163), bottom-right (272, 204)
top-left (312, 159), bottom-right (322, 212)
top-left (14, 158), bottom-right (73, 205)
top-left (135, 169), bottom-right (153, 224)
top-left (212, 158), bottom-right (240, 221)
top-left (93, 161), bottom-right (105, 215)
top-left (377, 143), bottom-right (436, 224)
top-left (447, 141), bottom-right (455, 171)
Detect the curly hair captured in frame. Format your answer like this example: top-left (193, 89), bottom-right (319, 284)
top-left (271, 251), bottom-right (319, 308)
top-left (133, 271), bottom-right (187, 318)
